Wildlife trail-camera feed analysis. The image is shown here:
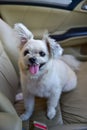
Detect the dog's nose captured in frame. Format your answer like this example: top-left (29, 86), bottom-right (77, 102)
top-left (29, 57), bottom-right (36, 64)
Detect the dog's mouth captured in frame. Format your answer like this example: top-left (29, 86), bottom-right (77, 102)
top-left (28, 63), bottom-right (46, 75)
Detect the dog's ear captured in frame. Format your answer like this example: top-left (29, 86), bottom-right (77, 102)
top-left (14, 23), bottom-right (33, 49)
top-left (43, 35), bottom-right (63, 58)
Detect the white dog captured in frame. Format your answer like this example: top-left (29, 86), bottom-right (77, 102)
top-left (14, 23), bottom-right (80, 121)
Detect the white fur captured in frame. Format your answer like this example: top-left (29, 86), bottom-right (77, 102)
top-left (60, 54), bottom-right (80, 71)
top-left (15, 92), bottom-right (23, 101)
top-left (15, 23), bottom-right (79, 121)
top-left (14, 23), bottom-right (33, 39)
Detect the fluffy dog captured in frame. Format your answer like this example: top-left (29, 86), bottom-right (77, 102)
top-left (14, 23), bottom-right (80, 121)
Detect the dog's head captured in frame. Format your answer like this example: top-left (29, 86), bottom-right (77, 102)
top-left (14, 23), bottom-right (63, 76)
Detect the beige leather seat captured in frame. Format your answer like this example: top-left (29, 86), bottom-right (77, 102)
top-left (0, 19), bottom-right (22, 130)
top-left (0, 4), bottom-right (87, 129)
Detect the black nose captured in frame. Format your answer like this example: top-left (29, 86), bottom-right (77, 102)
top-left (29, 57), bottom-right (36, 64)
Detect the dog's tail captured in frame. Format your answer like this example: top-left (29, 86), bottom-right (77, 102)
top-left (60, 54), bottom-right (80, 71)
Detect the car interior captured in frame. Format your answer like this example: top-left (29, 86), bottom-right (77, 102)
top-left (0, 0), bottom-right (87, 130)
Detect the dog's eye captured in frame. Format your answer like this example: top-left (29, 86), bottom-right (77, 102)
top-left (39, 51), bottom-right (46, 57)
top-left (24, 50), bottom-right (29, 56)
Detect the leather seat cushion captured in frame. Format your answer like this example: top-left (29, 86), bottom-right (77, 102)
top-left (61, 62), bottom-right (87, 124)
top-left (0, 41), bottom-right (18, 103)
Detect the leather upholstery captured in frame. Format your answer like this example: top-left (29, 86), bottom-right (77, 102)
top-left (0, 20), bottom-right (22, 130)
top-left (0, 3), bottom-right (87, 129)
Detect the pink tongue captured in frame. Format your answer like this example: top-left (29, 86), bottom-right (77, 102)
top-left (29, 65), bottom-right (39, 74)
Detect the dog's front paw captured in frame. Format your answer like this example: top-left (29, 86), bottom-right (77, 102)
top-left (47, 107), bottom-right (56, 120)
top-left (20, 113), bottom-right (29, 121)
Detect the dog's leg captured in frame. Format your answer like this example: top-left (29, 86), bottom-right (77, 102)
top-left (47, 90), bottom-right (62, 120)
top-left (20, 93), bottom-right (35, 121)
